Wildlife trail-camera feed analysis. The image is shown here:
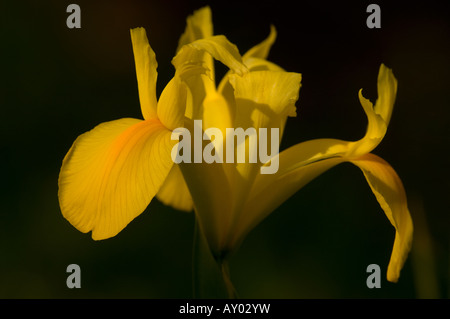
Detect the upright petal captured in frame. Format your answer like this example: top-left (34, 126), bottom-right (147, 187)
top-left (242, 25), bottom-right (277, 60)
top-left (348, 64), bottom-right (397, 157)
top-left (177, 6), bottom-right (213, 52)
top-left (374, 64), bottom-right (398, 127)
top-left (347, 89), bottom-right (387, 156)
top-left (176, 6), bottom-right (215, 93)
top-left (130, 28), bottom-right (158, 120)
top-left (173, 35), bottom-right (247, 121)
top-left (350, 154), bottom-right (413, 282)
top-left (229, 70), bottom-right (301, 190)
top-left (58, 118), bottom-right (176, 240)
top-left (217, 26), bottom-right (282, 105)
top-left (157, 76), bottom-right (187, 131)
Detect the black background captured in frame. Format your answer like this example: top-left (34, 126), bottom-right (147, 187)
top-left (1, 0), bottom-right (449, 298)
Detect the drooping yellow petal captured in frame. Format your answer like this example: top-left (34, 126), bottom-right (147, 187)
top-left (157, 164), bottom-right (194, 212)
top-left (216, 70), bottom-right (302, 243)
top-left (231, 64), bottom-right (411, 280)
top-left (58, 118), bottom-right (176, 240)
top-left (350, 153), bottom-right (413, 283)
top-left (130, 28), bottom-right (158, 120)
top-left (237, 147), bottom-right (413, 282)
top-left (237, 65), bottom-right (396, 234)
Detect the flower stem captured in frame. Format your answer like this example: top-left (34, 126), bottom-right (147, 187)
top-left (192, 219), bottom-right (237, 299)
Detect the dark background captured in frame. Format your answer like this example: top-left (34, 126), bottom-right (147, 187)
top-left (1, 0), bottom-right (448, 298)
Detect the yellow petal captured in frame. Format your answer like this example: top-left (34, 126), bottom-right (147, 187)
top-left (203, 91), bottom-right (233, 133)
top-left (157, 164), bottom-right (194, 212)
top-left (223, 70), bottom-right (302, 234)
top-left (170, 60), bottom-right (212, 121)
top-left (229, 71), bottom-right (301, 183)
top-left (201, 91), bottom-right (236, 194)
top-left (183, 74), bottom-right (215, 121)
top-left (173, 35), bottom-right (247, 121)
top-left (238, 64), bottom-right (397, 233)
top-left (217, 26), bottom-right (282, 104)
top-left (350, 153), bottom-right (413, 282)
top-left (176, 6), bottom-right (214, 87)
top-left (157, 76), bottom-right (186, 131)
top-left (173, 35), bottom-right (248, 77)
top-left (58, 118), bottom-right (175, 240)
top-left (130, 27), bottom-right (158, 120)
top-left (158, 62), bottom-right (209, 128)
top-left (242, 25), bottom-right (277, 60)
top-left (217, 57), bottom-right (284, 117)
top-left (176, 119), bottom-right (234, 253)
top-left (229, 70), bottom-right (301, 131)
top-left (228, 64), bottom-right (410, 280)
top-left (238, 145), bottom-right (413, 283)
top-left (177, 6), bottom-right (213, 52)
top-left (347, 89), bottom-right (387, 156)
top-left (243, 57), bottom-right (285, 72)
top-left (347, 64), bottom-right (397, 157)
top-left (374, 64), bottom-right (398, 127)
top-left (217, 58), bottom-right (285, 119)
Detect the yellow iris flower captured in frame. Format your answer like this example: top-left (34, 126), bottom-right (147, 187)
top-left (58, 6), bottom-right (412, 289)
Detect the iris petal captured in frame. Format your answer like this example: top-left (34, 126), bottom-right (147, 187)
top-left (348, 64), bottom-right (397, 157)
top-left (218, 26), bottom-right (282, 99)
top-left (58, 118), bottom-right (175, 240)
top-left (374, 64), bottom-right (398, 127)
top-left (350, 154), bottom-right (413, 282)
top-left (157, 76), bottom-right (187, 131)
top-left (174, 35), bottom-right (248, 78)
top-left (130, 28), bottom-right (158, 120)
top-left (177, 6), bottom-right (213, 52)
top-left (230, 70), bottom-right (301, 131)
top-left (241, 65), bottom-right (397, 224)
top-left (177, 119), bottom-right (235, 253)
top-left (242, 25), bottom-right (277, 60)
top-left (233, 64), bottom-right (412, 281)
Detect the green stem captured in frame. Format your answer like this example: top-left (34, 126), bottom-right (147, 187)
top-left (192, 219), bottom-right (237, 299)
